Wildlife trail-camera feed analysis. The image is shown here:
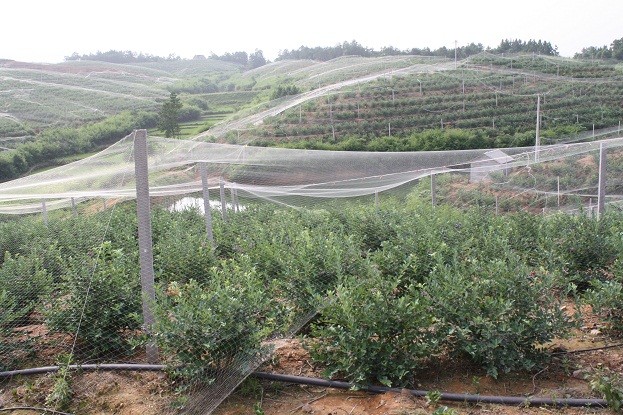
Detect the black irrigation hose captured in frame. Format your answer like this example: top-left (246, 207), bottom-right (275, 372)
top-left (553, 342), bottom-right (623, 355)
top-left (251, 372), bottom-right (608, 408)
top-left (0, 364), bottom-right (609, 409)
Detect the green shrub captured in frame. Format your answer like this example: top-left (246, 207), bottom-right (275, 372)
top-left (45, 242), bottom-right (141, 359)
top-left (153, 257), bottom-right (276, 385)
top-left (584, 262), bottom-right (623, 335)
top-left (308, 274), bottom-right (439, 387)
top-left (545, 213), bottom-right (618, 288)
top-left (218, 207), bottom-right (368, 313)
top-left (0, 289), bottom-right (35, 370)
top-left (590, 366), bottom-right (623, 412)
top-left (0, 252), bottom-right (51, 319)
top-left (152, 209), bottom-right (216, 285)
top-left (425, 255), bottom-right (574, 378)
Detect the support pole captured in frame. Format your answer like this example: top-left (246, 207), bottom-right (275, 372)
top-left (133, 129), bottom-right (158, 364)
top-left (230, 185), bottom-right (237, 213)
top-left (71, 197), bottom-right (77, 217)
top-left (431, 174), bottom-right (436, 207)
top-left (557, 176), bottom-right (560, 207)
top-left (374, 190), bottom-right (379, 209)
top-left (495, 195), bottom-right (499, 215)
top-left (597, 143), bottom-right (607, 216)
top-left (41, 200), bottom-right (48, 226)
top-left (199, 163), bottom-right (214, 246)
top-left (233, 188), bottom-right (239, 213)
top-left (589, 198), bottom-right (593, 215)
top-left (535, 94), bottom-right (541, 162)
top-left (219, 179), bottom-right (228, 221)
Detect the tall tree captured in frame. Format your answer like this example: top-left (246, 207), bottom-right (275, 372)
top-left (158, 92), bottom-right (183, 138)
top-left (612, 37), bottom-right (623, 60)
top-left (248, 50), bottom-right (267, 68)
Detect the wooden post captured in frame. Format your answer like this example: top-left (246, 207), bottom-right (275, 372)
top-left (431, 174), bottom-right (436, 207)
top-left (557, 176), bottom-right (560, 207)
top-left (71, 197), bottom-right (77, 217)
top-left (133, 129), bottom-right (158, 364)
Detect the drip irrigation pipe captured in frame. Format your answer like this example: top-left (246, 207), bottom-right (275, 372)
top-left (251, 372), bottom-right (607, 408)
top-left (0, 364), bottom-right (608, 408)
top-left (553, 342), bottom-right (623, 355)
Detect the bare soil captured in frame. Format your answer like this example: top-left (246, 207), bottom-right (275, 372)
top-left (1, 307), bottom-right (621, 415)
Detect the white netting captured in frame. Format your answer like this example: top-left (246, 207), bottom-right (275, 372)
top-left (0, 132), bottom-right (620, 214)
top-left (1, 53), bottom-right (623, 415)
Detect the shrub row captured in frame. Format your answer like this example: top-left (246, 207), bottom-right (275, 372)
top-left (0, 196), bottom-right (622, 387)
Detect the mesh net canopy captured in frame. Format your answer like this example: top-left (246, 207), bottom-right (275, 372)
top-left (1, 53), bottom-right (623, 415)
top-left (0, 129), bottom-right (622, 413)
top-left (0, 133), bottom-right (619, 212)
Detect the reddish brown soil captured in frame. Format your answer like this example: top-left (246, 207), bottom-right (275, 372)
top-left (213, 333), bottom-right (620, 415)
top-left (1, 307), bottom-right (620, 415)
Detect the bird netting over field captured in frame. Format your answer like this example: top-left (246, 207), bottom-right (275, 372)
top-left (0, 129), bottom-right (621, 414)
top-left (1, 52), bottom-right (623, 414)
top-left (0, 129), bottom-right (621, 215)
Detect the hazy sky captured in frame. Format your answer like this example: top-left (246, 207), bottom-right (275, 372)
top-left (2, 0), bottom-right (622, 63)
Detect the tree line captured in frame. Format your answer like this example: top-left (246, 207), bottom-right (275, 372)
top-left (209, 50), bottom-right (267, 69)
top-left (65, 37), bottom-right (623, 68)
top-left (276, 39), bottom-right (560, 61)
top-left (574, 37), bottom-right (623, 61)
top-left (65, 50), bottom-right (181, 63)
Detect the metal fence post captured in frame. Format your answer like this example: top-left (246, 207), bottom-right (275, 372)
top-left (230, 185), bottom-right (237, 213)
top-left (219, 179), bottom-right (228, 221)
top-left (133, 129), bottom-right (158, 364)
top-left (597, 142), bottom-right (607, 217)
top-left (71, 197), bottom-right (77, 217)
top-left (200, 163), bottom-right (214, 246)
top-left (431, 174), bottom-right (436, 207)
top-left (41, 200), bottom-right (48, 226)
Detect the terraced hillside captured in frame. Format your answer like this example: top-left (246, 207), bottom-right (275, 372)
top-left (0, 58), bottom-right (244, 142)
top-left (233, 54), bottom-right (623, 149)
top-left (1, 53), bottom-right (622, 155)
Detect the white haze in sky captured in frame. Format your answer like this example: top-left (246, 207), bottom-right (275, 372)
top-left (2, 0), bottom-right (622, 63)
